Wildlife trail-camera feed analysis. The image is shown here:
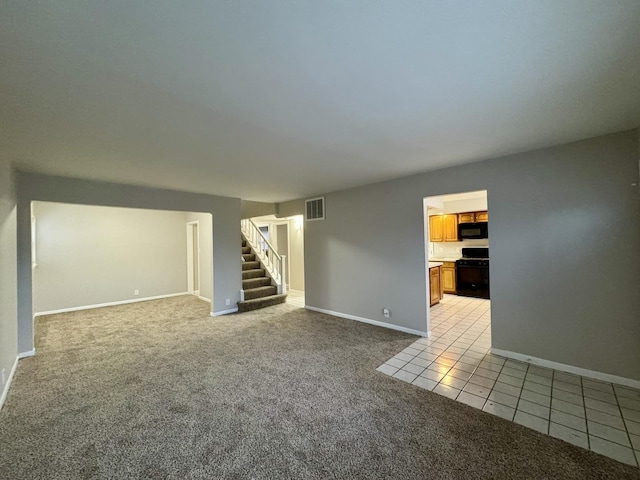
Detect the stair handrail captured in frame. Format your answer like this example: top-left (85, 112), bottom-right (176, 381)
top-left (241, 219), bottom-right (287, 294)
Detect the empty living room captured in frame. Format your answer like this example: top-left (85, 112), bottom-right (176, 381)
top-left (1, 2), bottom-right (639, 479)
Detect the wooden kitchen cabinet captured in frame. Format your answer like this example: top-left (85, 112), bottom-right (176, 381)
top-left (458, 211), bottom-right (488, 223)
top-left (475, 211), bottom-right (489, 222)
top-left (429, 266), bottom-right (442, 306)
top-left (429, 214), bottom-right (458, 242)
top-left (429, 215), bottom-right (443, 242)
top-left (457, 212), bottom-right (476, 224)
top-left (441, 262), bottom-right (456, 294)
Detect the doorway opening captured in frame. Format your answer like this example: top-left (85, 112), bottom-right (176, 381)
top-left (248, 214), bottom-right (305, 308)
top-left (187, 221), bottom-right (200, 296)
top-left (30, 202), bottom-right (214, 320)
top-left (423, 190), bottom-right (491, 347)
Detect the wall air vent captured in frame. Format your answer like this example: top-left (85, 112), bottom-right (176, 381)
top-left (305, 197), bottom-right (325, 221)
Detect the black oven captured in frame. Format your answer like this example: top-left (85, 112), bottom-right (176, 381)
top-left (458, 222), bottom-right (488, 240)
top-left (456, 248), bottom-right (490, 299)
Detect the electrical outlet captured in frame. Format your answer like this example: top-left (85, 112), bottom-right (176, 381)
top-left (382, 308), bottom-right (390, 318)
top-left (134, 290), bottom-right (139, 296)
top-left (225, 299), bottom-right (230, 306)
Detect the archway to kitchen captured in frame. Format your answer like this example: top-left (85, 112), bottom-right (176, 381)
top-left (418, 190), bottom-right (495, 397)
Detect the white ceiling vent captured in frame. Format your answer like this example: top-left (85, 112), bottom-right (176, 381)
top-left (305, 197), bottom-right (325, 221)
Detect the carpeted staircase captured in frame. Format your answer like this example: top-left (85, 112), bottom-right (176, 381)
top-left (238, 237), bottom-right (287, 312)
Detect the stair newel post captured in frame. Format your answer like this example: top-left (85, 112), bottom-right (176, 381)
top-left (280, 255), bottom-right (287, 294)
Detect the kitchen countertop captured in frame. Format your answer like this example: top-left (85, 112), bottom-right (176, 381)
top-left (428, 262), bottom-right (443, 268)
top-left (429, 257), bottom-right (460, 262)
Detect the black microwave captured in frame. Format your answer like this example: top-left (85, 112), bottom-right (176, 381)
top-left (458, 222), bottom-right (488, 240)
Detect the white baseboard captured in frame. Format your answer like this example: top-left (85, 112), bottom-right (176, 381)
top-left (197, 295), bottom-right (211, 303)
top-left (305, 306), bottom-right (428, 337)
top-left (33, 292), bottom-right (189, 317)
top-left (287, 289), bottom-right (304, 295)
top-left (18, 349), bottom-right (36, 359)
top-left (0, 356), bottom-right (19, 412)
top-left (491, 348), bottom-right (640, 390)
top-left (211, 308), bottom-right (238, 317)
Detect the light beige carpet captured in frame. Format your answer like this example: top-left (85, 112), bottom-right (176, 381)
top-left (0, 296), bottom-right (638, 479)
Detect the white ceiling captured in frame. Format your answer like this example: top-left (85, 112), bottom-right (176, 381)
top-left (2, 1), bottom-right (639, 202)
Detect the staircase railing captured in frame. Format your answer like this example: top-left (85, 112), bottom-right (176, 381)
top-left (241, 219), bottom-right (287, 294)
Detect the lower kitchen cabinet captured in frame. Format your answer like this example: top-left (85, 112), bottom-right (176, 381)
top-left (429, 266), bottom-right (442, 306)
top-left (442, 262), bottom-right (456, 294)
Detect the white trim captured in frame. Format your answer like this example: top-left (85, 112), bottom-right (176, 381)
top-left (33, 292), bottom-right (189, 317)
top-left (305, 306), bottom-right (428, 337)
top-left (211, 307), bottom-right (238, 317)
top-left (18, 349), bottom-right (36, 359)
top-left (287, 289), bottom-right (304, 295)
top-left (491, 348), bottom-right (640, 390)
top-left (186, 221), bottom-right (201, 295)
top-left (0, 356), bottom-right (19, 411)
top-left (197, 295), bottom-right (211, 303)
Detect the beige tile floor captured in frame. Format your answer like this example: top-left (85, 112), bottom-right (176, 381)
top-left (377, 294), bottom-right (640, 467)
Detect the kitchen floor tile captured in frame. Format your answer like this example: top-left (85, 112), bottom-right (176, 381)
top-left (589, 437), bottom-right (637, 466)
top-left (550, 410), bottom-right (587, 432)
top-left (412, 376), bottom-right (437, 391)
top-left (551, 398), bottom-right (585, 417)
top-left (553, 371), bottom-right (581, 385)
top-left (402, 363), bottom-right (426, 375)
top-left (615, 385), bottom-right (640, 401)
top-left (588, 421), bottom-right (631, 447)
top-left (622, 408), bottom-right (640, 424)
top-left (439, 375), bottom-right (468, 390)
top-left (520, 389), bottom-right (551, 407)
top-left (523, 380), bottom-right (551, 396)
top-left (488, 390), bottom-right (519, 408)
top-left (457, 391), bottom-right (487, 409)
top-left (552, 388), bottom-right (584, 406)
top-left (582, 379), bottom-right (614, 394)
top-left (376, 364), bottom-right (399, 376)
top-left (517, 399), bottom-right (550, 419)
top-left (483, 400), bottom-right (515, 421)
top-left (586, 408), bottom-right (626, 430)
top-left (420, 370), bottom-right (445, 383)
top-left (582, 387), bottom-right (618, 405)
top-left (553, 380), bottom-right (583, 395)
top-left (393, 369), bottom-right (418, 383)
top-left (409, 356), bottom-right (432, 368)
top-left (376, 294), bottom-right (640, 468)
top-left (514, 410), bottom-right (549, 434)
top-left (497, 374), bottom-right (524, 388)
top-left (549, 423), bottom-right (589, 449)
top-left (493, 381), bottom-right (522, 398)
top-left (626, 420), bottom-right (640, 436)
top-left (433, 383), bottom-right (461, 400)
top-left (618, 396), bottom-right (640, 412)
top-left (585, 397), bottom-right (623, 416)
top-left (467, 374), bottom-right (496, 389)
top-left (386, 358), bottom-right (407, 369)
top-left (463, 382), bottom-right (492, 398)
top-left (525, 372), bottom-right (552, 387)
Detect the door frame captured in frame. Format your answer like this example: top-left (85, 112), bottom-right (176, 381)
top-left (186, 221), bottom-right (200, 295)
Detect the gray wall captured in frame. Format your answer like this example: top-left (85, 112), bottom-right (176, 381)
top-left (241, 200), bottom-right (276, 219)
top-left (0, 159), bottom-right (18, 394)
top-left (186, 212), bottom-right (213, 302)
top-left (292, 130), bottom-right (640, 381)
top-left (17, 173), bottom-right (241, 354)
top-left (32, 202), bottom-right (189, 313)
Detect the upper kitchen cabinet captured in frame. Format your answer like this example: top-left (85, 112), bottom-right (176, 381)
top-left (429, 214), bottom-right (458, 242)
top-left (475, 211), bottom-right (489, 222)
top-left (458, 211), bottom-right (488, 223)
